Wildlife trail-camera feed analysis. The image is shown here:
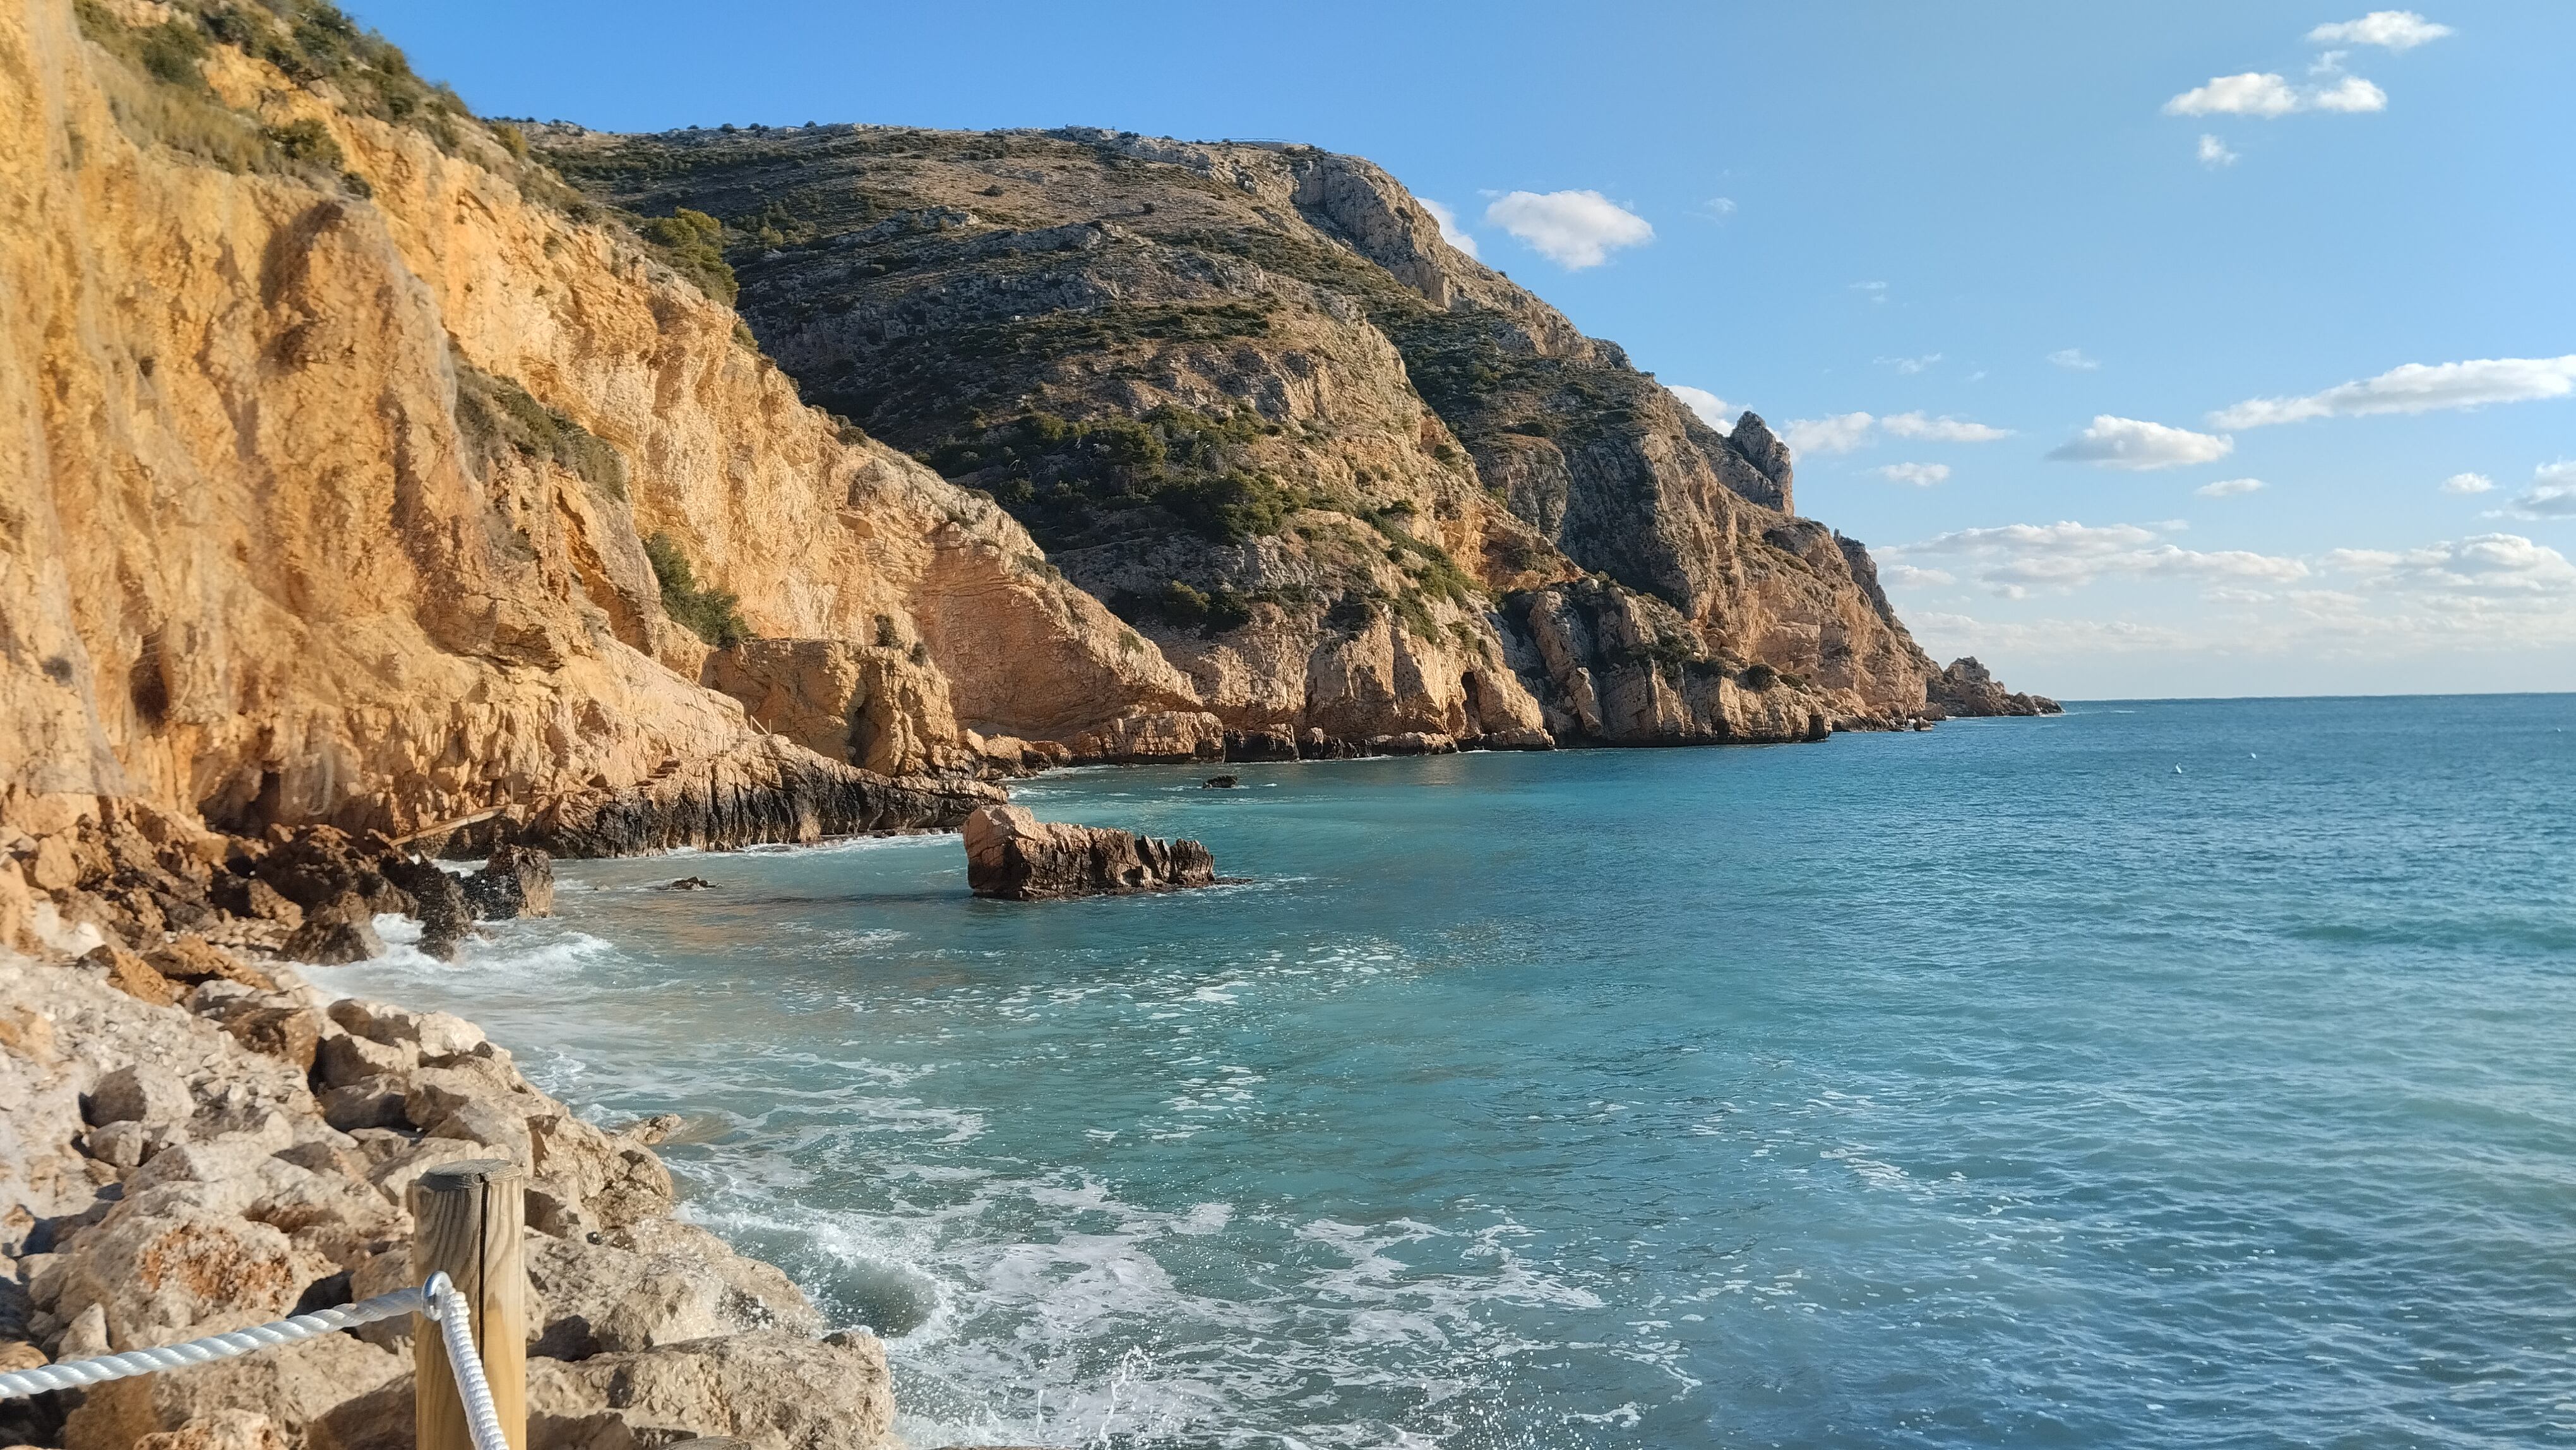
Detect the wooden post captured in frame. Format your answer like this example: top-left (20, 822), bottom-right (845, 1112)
top-left (412, 1159), bottom-right (527, 1450)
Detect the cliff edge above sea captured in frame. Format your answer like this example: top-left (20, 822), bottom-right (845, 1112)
top-left (2, 0), bottom-right (2048, 858)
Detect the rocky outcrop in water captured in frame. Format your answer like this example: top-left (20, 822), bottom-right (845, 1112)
top-left (1926, 657), bottom-right (2064, 719)
top-left (961, 805), bottom-right (1217, 900)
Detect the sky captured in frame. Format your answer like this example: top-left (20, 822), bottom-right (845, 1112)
top-left (347, 1), bottom-right (2576, 698)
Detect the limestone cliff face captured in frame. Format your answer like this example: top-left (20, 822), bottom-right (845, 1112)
top-left (0, 0), bottom-right (1171, 843)
top-left (539, 124), bottom-right (1974, 746)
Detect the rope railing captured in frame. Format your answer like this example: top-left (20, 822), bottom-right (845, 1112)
top-left (0, 1275), bottom-right (510, 1450)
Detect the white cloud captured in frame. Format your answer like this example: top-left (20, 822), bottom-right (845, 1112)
top-left (2197, 134), bottom-right (2239, 167)
top-left (1881, 411), bottom-right (2013, 443)
top-left (1887, 520), bottom-right (2306, 597)
top-left (2195, 477), bottom-right (2267, 498)
top-left (2163, 71), bottom-right (2388, 118)
top-left (2166, 73), bottom-right (2301, 117)
top-left (1482, 190), bottom-right (1652, 269)
top-left (1667, 385), bottom-right (1734, 433)
top-left (2327, 532), bottom-right (2576, 594)
top-left (1884, 563), bottom-right (1954, 589)
top-left (1876, 462), bottom-right (1952, 487)
top-left (1782, 412), bottom-right (1876, 455)
top-left (2500, 462), bottom-right (2576, 519)
top-left (1877, 353), bottom-right (1942, 374)
top-left (2210, 355), bottom-right (2576, 428)
top-left (1851, 280), bottom-right (1888, 304)
top-left (1700, 196), bottom-right (1737, 219)
top-left (2047, 416), bottom-right (2236, 470)
top-left (2440, 472), bottom-right (2495, 494)
top-left (2311, 49), bottom-right (2351, 76)
top-left (2048, 348), bottom-right (2100, 371)
top-left (1419, 199), bottom-right (1479, 260)
top-left (2309, 75), bottom-right (2389, 112)
top-left (2308, 11), bottom-right (2454, 50)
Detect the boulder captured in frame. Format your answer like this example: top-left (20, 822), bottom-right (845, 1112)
top-left (960, 805), bottom-right (1217, 901)
top-left (524, 1115), bottom-right (675, 1235)
top-left (131, 1409), bottom-right (292, 1450)
top-left (146, 937), bottom-right (277, 992)
top-left (282, 914), bottom-right (385, 965)
top-left (210, 1004), bottom-right (325, 1074)
top-left (525, 1227), bottom-right (820, 1359)
top-left (86, 944), bottom-right (180, 1007)
top-left (252, 829), bottom-right (412, 918)
top-left (462, 846), bottom-right (556, 920)
top-left (316, 1031), bottom-right (415, 1091)
top-left (207, 875), bottom-right (303, 930)
top-left (54, 1199), bottom-right (331, 1348)
top-left (381, 856), bottom-right (472, 959)
top-left (526, 1331), bottom-right (893, 1450)
top-left (88, 1062), bottom-right (193, 1128)
top-left (65, 1329), bottom-right (404, 1450)
top-left (327, 999), bottom-right (486, 1059)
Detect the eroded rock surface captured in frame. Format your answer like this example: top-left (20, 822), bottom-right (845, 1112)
top-left (1927, 657), bottom-right (2065, 719)
top-left (961, 805), bottom-right (1217, 900)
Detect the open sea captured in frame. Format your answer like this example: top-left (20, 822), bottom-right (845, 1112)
top-left (337, 695), bottom-right (2576, 1449)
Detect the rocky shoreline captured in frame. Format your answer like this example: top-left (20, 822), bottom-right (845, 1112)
top-left (0, 796), bottom-right (1050, 1450)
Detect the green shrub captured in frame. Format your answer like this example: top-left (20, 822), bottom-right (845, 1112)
top-left (453, 362), bottom-right (627, 498)
top-left (1112, 580), bottom-right (1256, 636)
top-left (1740, 661), bottom-right (1778, 691)
top-left (639, 208), bottom-right (737, 304)
top-left (263, 116), bottom-right (339, 166)
top-left (926, 405), bottom-right (1296, 547)
top-left (643, 533), bottom-right (751, 647)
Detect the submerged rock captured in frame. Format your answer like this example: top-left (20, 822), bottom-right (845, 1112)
top-left (960, 805), bottom-right (1217, 901)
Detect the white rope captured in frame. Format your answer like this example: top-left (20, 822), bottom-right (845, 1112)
top-left (426, 1273), bottom-right (513, 1450)
top-left (2, 1274), bottom-right (511, 1450)
top-left (0, 1285), bottom-right (427, 1398)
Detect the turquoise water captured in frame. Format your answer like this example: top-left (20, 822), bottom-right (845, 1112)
top-left (341, 696), bottom-right (2576, 1449)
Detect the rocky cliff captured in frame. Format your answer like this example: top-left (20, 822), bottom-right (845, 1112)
top-left (539, 123), bottom-right (1969, 750)
top-left (3, 0), bottom-right (2044, 853)
top-left (0, 0), bottom-right (1175, 849)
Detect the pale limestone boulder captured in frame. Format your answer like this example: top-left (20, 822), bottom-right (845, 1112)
top-left (527, 1331), bottom-right (895, 1450)
top-left (131, 1408), bottom-right (292, 1450)
top-left (55, 1199), bottom-right (332, 1349)
top-left (525, 1115), bottom-right (676, 1236)
top-left (66, 1329), bottom-right (405, 1450)
top-left (367, 1137), bottom-right (497, 1206)
top-left (326, 999), bottom-right (486, 1060)
top-left (316, 1031), bottom-right (415, 1090)
top-left (525, 1228), bottom-right (818, 1359)
top-left (600, 1220), bottom-right (819, 1338)
top-left (88, 1062), bottom-right (193, 1127)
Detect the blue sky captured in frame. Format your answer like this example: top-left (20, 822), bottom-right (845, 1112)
top-left (349, 1), bottom-right (2576, 698)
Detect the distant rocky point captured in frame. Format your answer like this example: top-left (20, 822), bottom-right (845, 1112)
top-left (1927, 657), bottom-right (2063, 719)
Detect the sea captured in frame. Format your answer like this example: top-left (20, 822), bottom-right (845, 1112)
top-left (337, 695), bottom-right (2576, 1449)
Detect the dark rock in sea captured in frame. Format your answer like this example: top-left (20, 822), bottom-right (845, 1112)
top-left (283, 912), bottom-right (385, 965)
top-left (661, 877), bottom-right (717, 891)
top-left (960, 805), bottom-right (1217, 901)
top-left (380, 853), bottom-right (472, 959)
top-left (463, 845), bottom-right (556, 920)
top-left (1928, 657), bottom-right (2063, 718)
top-left (254, 825), bottom-right (414, 916)
top-left (1203, 776), bottom-right (1239, 789)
